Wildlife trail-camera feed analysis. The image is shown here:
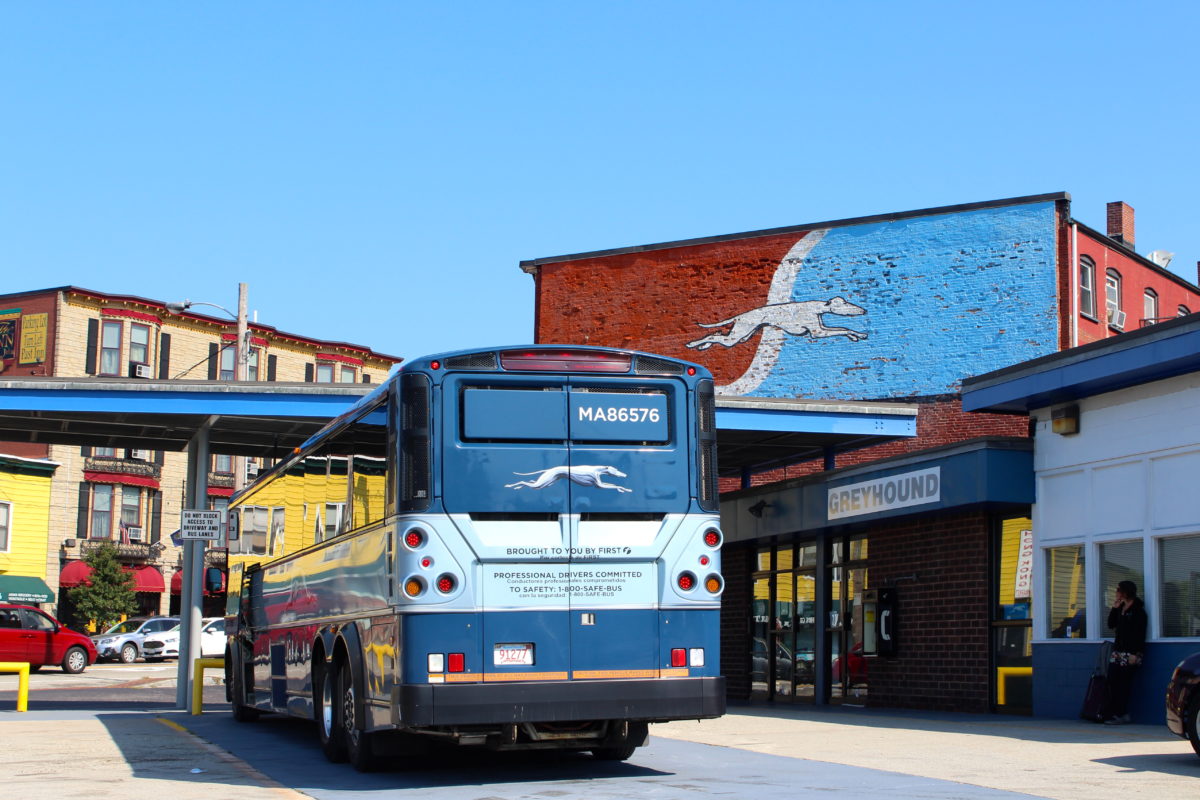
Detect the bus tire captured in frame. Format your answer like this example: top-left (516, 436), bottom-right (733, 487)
top-left (591, 721), bottom-right (647, 762)
top-left (230, 657), bottom-right (259, 723)
top-left (339, 658), bottom-right (375, 772)
top-left (315, 659), bottom-right (347, 762)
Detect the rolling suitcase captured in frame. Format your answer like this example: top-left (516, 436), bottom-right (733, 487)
top-left (1080, 641), bottom-right (1112, 723)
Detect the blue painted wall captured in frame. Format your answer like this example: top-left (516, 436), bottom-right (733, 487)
top-left (754, 203), bottom-right (1059, 399)
top-left (1033, 641), bottom-right (1198, 723)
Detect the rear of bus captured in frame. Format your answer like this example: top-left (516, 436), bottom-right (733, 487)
top-left (394, 347), bottom-right (725, 754)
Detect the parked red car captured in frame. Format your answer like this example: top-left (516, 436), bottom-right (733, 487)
top-left (0, 603), bottom-right (98, 673)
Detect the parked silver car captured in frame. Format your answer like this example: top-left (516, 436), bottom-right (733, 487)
top-left (91, 616), bottom-right (179, 663)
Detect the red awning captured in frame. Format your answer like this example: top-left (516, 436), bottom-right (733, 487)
top-left (83, 470), bottom-right (161, 489)
top-left (207, 486), bottom-right (234, 497)
top-left (59, 560), bottom-right (94, 587)
top-left (130, 565), bottom-right (165, 593)
top-left (59, 561), bottom-right (164, 593)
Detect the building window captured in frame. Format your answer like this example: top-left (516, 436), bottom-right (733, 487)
top-left (1046, 544), bottom-right (1085, 638)
top-left (1078, 256), bottom-right (1096, 318)
top-left (213, 454), bottom-right (233, 473)
top-left (100, 320), bottom-right (123, 375)
top-left (340, 365), bottom-right (357, 383)
top-left (130, 323), bottom-right (151, 365)
top-left (315, 363), bottom-right (335, 383)
top-left (247, 348), bottom-right (260, 381)
top-left (1180, 305), bottom-right (1192, 317)
top-left (1161, 535), bottom-right (1200, 637)
top-left (120, 487), bottom-right (143, 541)
top-left (0, 501), bottom-right (10, 551)
top-left (93, 446), bottom-right (118, 458)
top-left (90, 484), bottom-right (114, 539)
top-left (1100, 540), bottom-right (1143, 637)
top-left (1104, 270), bottom-right (1124, 327)
top-left (1143, 289), bottom-right (1159, 326)
top-left (324, 502), bottom-right (346, 539)
top-left (219, 345), bottom-right (236, 380)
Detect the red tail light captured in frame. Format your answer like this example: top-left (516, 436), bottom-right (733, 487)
top-left (671, 648), bottom-right (686, 667)
top-left (436, 574), bottom-right (456, 594)
top-left (500, 349), bottom-right (631, 373)
top-left (677, 572), bottom-right (696, 591)
top-left (404, 529), bottom-right (424, 549)
top-left (703, 529), bottom-right (722, 548)
top-left (448, 653), bottom-right (464, 673)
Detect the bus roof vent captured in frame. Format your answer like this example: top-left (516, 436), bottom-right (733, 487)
top-left (634, 355), bottom-right (685, 375)
top-left (445, 352), bottom-right (499, 371)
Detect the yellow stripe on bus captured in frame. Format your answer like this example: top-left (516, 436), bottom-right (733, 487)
top-left (483, 672), bottom-right (569, 682)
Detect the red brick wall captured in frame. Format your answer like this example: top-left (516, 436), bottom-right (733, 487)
top-left (867, 511), bottom-right (992, 712)
top-left (721, 395), bottom-right (1028, 490)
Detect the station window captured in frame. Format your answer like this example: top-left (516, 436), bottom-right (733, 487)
top-left (1099, 540), bottom-right (1143, 637)
top-left (1078, 256), bottom-right (1096, 318)
top-left (1160, 535), bottom-right (1200, 637)
top-left (1045, 544), bottom-right (1085, 638)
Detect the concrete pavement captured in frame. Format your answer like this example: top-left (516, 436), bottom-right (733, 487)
top-left (3, 665), bottom-right (1198, 799)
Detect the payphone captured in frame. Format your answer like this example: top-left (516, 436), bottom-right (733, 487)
top-left (862, 588), bottom-right (897, 657)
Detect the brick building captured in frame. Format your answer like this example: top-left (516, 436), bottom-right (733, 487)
top-left (0, 286), bottom-right (400, 626)
top-left (520, 193), bottom-right (1200, 713)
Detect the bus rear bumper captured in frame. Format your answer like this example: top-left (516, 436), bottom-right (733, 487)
top-left (395, 676), bottom-right (725, 728)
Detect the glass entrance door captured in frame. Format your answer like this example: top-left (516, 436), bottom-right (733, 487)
top-left (828, 535), bottom-right (868, 704)
top-left (750, 541), bottom-right (817, 703)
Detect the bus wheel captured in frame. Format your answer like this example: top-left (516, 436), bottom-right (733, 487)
top-left (591, 721), bottom-right (647, 762)
top-left (339, 660), bottom-right (375, 772)
top-left (316, 660), bottom-right (347, 762)
top-left (230, 660), bottom-right (259, 723)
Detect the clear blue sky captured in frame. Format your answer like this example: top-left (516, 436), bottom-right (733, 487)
top-left (3, 3), bottom-right (1197, 363)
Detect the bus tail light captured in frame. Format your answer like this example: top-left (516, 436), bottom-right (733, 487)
top-left (689, 648), bottom-right (705, 667)
top-left (671, 648), bottom-right (686, 667)
top-left (703, 529), bottom-right (722, 548)
top-left (705, 574), bottom-right (723, 594)
top-left (677, 572), bottom-right (696, 591)
top-left (499, 349), bottom-right (631, 373)
top-left (447, 653), bottom-right (465, 673)
top-left (428, 653), bottom-right (444, 673)
top-left (404, 529), bottom-right (425, 549)
top-left (436, 574), bottom-right (456, 594)
top-left (404, 577), bottom-right (426, 597)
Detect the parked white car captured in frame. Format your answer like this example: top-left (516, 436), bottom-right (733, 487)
top-left (142, 617), bottom-right (225, 661)
top-left (92, 616), bottom-right (179, 663)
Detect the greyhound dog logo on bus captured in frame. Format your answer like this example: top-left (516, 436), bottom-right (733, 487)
top-left (506, 465), bottom-right (632, 493)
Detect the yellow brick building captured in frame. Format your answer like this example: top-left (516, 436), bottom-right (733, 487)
top-left (0, 286), bottom-right (400, 623)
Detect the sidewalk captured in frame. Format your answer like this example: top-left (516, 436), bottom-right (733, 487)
top-left (655, 703), bottom-right (1200, 800)
top-left (2, 701), bottom-right (1196, 799)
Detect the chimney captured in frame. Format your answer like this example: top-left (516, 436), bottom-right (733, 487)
top-left (1107, 201), bottom-right (1135, 248)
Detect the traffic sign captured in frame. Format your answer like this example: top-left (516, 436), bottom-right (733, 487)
top-left (180, 509), bottom-right (224, 540)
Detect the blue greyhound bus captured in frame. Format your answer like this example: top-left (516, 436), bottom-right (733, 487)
top-left (224, 346), bottom-right (725, 769)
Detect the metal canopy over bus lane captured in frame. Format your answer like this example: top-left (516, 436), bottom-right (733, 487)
top-left (0, 375), bottom-right (918, 708)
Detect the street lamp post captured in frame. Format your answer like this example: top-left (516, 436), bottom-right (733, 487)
top-left (166, 282), bottom-right (248, 710)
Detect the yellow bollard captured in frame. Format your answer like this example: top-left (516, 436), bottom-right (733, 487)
top-left (191, 657), bottom-right (226, 715)
top-left (0, 662), bottom-right (31, 712)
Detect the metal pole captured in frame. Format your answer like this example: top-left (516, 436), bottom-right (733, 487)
top-left (175, 416), bottom-right (215, 709)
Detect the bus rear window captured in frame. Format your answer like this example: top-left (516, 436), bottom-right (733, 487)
top-left (462, 388), bottom-right (567, 441)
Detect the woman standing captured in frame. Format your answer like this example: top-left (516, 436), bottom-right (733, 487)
top-left (1104, 580), bottom-right (1148, 724)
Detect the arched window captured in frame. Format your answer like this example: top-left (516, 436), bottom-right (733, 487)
top-left (1078, 256), bottom-right (1096, 318)
top-left (1180, 305), bottom-right (1192, 317)
top-left (1105, 269), bottom-right (1124, 327)
top-left (1143, 289), bottom-right (1159, 326)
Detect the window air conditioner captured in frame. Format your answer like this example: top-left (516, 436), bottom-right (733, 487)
top-left (125, 526), bottom-right (145, 542)
top-left (130, 449), bottom-right (151, 461)
top-left (244, 461), bottom-right (260, 481)
top-left (134, 363), bottom-right (153, 379)
top-left (1107, 308), bottom-right (1127, 329)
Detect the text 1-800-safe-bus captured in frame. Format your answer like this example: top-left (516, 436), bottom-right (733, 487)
top-left (224, 346), bottom-right (725, 769)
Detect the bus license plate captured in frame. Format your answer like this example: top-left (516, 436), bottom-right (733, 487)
top-left (494, 643), bottom-right (534, 666)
